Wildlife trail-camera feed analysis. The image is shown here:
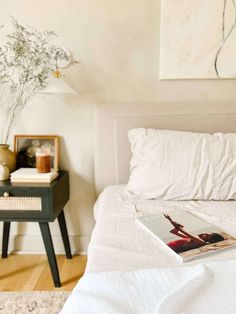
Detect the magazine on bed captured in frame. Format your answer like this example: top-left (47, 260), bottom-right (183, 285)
top-left (136, 211), bottom-right (236, 262)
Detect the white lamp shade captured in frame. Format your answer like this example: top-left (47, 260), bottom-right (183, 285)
top-left (41, 77), bottom-right (77, 94)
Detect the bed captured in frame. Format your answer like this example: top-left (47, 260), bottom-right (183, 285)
top-left (61, 103), bottom-right (236, 314)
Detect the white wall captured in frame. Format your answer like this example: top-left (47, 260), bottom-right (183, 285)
top-left (0, 0), bottom-right (236, 253)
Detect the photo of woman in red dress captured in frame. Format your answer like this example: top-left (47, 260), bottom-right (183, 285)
top-left (164, 214), bottom-right (225, 253)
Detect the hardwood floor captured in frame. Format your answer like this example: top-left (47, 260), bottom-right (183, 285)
top-left (0, 254), bottom-right (87, 291)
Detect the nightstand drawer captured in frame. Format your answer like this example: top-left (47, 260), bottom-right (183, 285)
top-left (0, 188), bottom-right (49, 220)
top-left (0, 196), bottom-right (42, 211)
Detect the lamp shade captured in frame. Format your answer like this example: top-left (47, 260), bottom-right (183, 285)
top-left (41, 77), bottom-right (77, 94)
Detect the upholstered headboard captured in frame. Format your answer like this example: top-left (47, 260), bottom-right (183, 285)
top-left (94, 103), bottom-right (236, 194)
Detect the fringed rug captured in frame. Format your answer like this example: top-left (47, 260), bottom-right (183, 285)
top-left (0, 291), bottom-right (70, 314)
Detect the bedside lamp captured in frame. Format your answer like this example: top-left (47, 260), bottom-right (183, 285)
top-left (42, 75), bottom-right (77, 94)
top-left (41, 48), bottom-right (77, 95)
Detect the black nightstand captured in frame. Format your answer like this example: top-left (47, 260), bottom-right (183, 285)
top-left (0, 171), bottom-right (71, 287)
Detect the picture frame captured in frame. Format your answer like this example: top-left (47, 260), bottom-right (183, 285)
top-left (14, 135), bottom-right (60, 171)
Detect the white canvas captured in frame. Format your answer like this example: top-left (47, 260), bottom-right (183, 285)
top-left (160, 0), bottom-right (236, 79)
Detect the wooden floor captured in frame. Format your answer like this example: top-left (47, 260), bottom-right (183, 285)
top-left (0, 254), bottom-right (87, 291)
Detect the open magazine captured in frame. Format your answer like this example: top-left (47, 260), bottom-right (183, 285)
top-left (136, 211), bottom-right (236, 262)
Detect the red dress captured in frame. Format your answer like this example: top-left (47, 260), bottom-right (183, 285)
top-left (167, 238), bottom-right (190, 253)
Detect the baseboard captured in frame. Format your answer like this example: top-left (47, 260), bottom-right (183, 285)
top-left (0, 234), bottom-right (90, 255)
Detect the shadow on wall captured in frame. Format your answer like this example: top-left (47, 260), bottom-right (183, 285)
top-left (59, 136), bottom-right (97, 250)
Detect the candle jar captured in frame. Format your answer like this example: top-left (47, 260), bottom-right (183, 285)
top-left (36, 153), bottom-right (51, 173)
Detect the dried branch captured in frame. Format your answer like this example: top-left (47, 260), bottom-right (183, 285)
top-left (0, 17), bottom-right (74, 143)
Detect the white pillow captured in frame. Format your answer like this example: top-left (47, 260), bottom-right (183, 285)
top-left (124, 128), bottom-right (236, 200)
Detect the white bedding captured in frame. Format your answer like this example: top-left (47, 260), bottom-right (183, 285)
top-left (62, 260), bottom-right (236, 314)
top-left (125, 128), bottom-right (236, 200)
top-left (62, 185), bottom-right (236, 313)
top-left (87, 185), bottom-right (236, 272)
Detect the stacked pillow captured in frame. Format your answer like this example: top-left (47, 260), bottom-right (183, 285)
top-left (124, 128), bottom-right (236, 200)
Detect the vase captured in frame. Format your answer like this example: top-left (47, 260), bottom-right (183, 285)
top-left (0, 144), bottom-right (16, 173)
top-left (0, 163), bottom-right (10, 181)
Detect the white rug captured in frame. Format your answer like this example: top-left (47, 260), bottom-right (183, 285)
top-left (0, 291), bottom-right (70, 314)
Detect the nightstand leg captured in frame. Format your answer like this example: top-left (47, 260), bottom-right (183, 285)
top-left (58, 210), bottom-right (72, 259)
top-left (2, 222), bottom-right (10, 258)
top-left (39, 222), bottom-right (61, 288)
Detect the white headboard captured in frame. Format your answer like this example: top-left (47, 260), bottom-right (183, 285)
top-left (94, 103), bottom-right (236, 194)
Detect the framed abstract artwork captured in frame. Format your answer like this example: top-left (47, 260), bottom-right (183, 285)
top-left (160, 0), bottom-right (236, 79)
top-left (14, 135), bottom-right (60, 170)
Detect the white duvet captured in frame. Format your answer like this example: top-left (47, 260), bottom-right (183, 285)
top-left (62, 260), bottom-right (236, 314)
top-left (61, 185), bottom-right (236, 313)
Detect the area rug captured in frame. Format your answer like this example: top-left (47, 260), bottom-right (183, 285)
top-left (0, 291), bottom-right (70, 314)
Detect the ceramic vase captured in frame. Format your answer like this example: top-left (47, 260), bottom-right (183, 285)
top-left (0, 163), bottom-right (10, 181)
top-left (0, 144), bottom-right (16, 173)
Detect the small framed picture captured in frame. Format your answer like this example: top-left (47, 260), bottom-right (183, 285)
top-left (14, 135), bottom-right (60, 171)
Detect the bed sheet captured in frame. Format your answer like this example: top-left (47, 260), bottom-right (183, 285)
top-left (86, 185), bottom-right (236, 273)
top-left (61, 185), bottom-right (236, 313)
top-left (62, 260), bottom-right (236, 314)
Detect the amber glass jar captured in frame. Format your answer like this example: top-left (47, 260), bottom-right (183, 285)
top-left (36, 153), bottom-right (51, 173)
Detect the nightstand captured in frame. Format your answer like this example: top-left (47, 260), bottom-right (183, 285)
top-left (0, 171), bottom-right (71, 287)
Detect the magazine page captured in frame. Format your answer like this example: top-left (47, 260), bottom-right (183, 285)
top-left (137, 211), bottom-right (236, 261)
